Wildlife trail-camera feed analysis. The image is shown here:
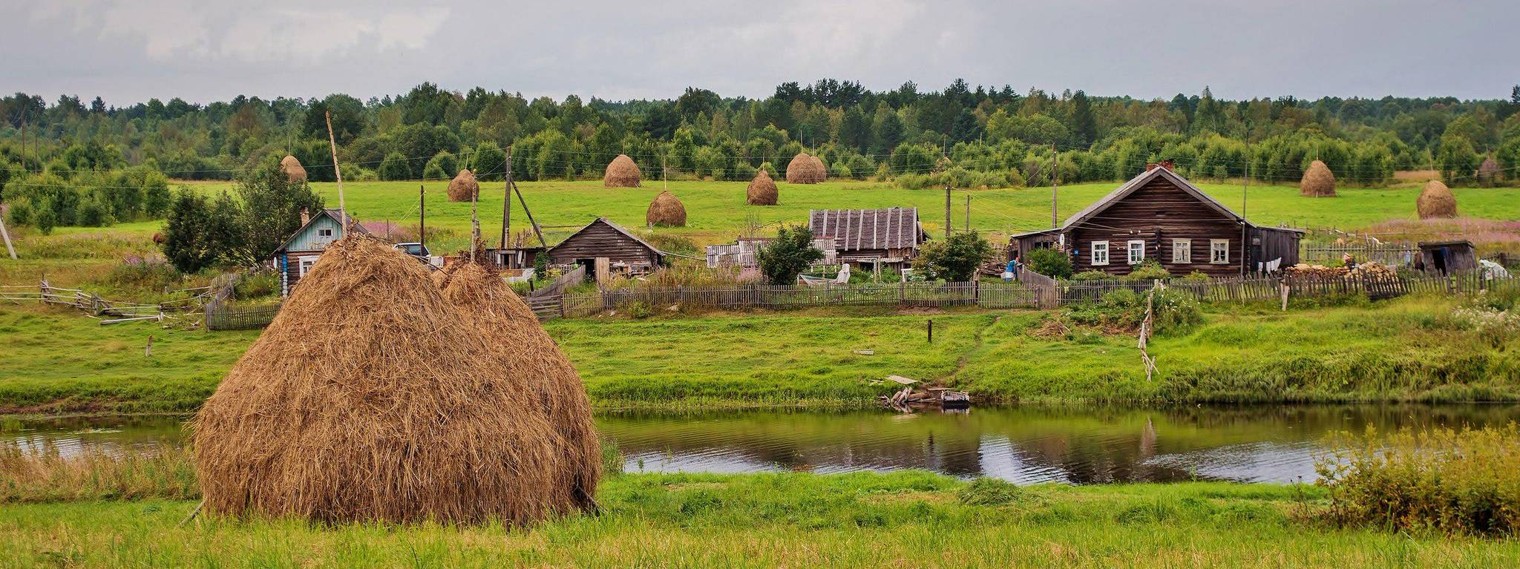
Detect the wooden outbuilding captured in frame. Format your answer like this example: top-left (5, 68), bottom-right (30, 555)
top-left (808, 207), bottom-right (928, 269)
top-left (1417, 240), bottom-right (1477, 275)
top-left (1011, 165), bottom-right (1303, 277)
top-left (546, 218), bottom-right (665, 276)
top-left (271, 209), bottom-right (368, 296)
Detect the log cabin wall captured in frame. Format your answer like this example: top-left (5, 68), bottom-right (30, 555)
top-left (546, 219), bottom-right (662, 270)
top-left (1066, 177), bottom-right (1246, 277)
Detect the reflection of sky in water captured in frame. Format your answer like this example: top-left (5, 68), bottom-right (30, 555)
top-left (1141, 441), bottom-right (1323, 483)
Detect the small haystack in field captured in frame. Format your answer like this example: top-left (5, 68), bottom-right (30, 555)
top-left (1479, 156), bottom-right (1500, 187)
top-left (747, 169), bottom-right (779, 205)
top-left (786, 153), bottom-right (826, 184)
top-left (447, 169), bottom-right (479, 202)
top-left (646, 190), bottom-right (687, 227)
top-left (439, 263), bottom-right (601, 513)
top-left (280, 155), bottom-right (307, 183)
top-left (1417, 180), bottom-right (1458, 219)
top-left (1300, 160), bottom-right (1336, 197)
top-left (192, 237), bottom-right (573, 524)
top-left (604, 154), bottom-right (641, 188)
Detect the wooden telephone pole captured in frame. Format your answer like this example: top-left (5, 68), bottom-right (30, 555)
top-left (944, 186), bottom-right (952, 239)
top-left (323, 111), bottom-right (347, 236)
top-left (1050, 144), bottom-right (1059, 229)
top-left (418, 185), bottom-right (426, 250)
top-left (500, 148), bottom-right (513, 249)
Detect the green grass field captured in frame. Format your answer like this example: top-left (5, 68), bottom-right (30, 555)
top-left (3, 296), bottom-right (1517, 414)
top-left (1, 473), bottom-right (1514, 568)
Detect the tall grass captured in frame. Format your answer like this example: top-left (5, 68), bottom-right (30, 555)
top-left (1318, 424), bottom-right (1520, 536)
top-left (0, 441), bottom-right (197, 503)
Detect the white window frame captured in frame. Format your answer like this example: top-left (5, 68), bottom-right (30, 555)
top-left (1090, 242), bottom-right (1110, 266)
top-left (1172, 239), bottom-right (1192, 264)
top-left (298, 256), bottom-right (319, 277)
top-left (1210, 239), bottom-right (1230, 264)
top-left (1127, 240), bottom-right (1145, 265)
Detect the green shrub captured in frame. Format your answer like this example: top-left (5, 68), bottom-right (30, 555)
top-left (957, 477), bottom-right (1021, 506)
top-left (1318, 424), bottom-right (1520, 536)
top-left (104, 256), bottom-right (181, 291)
top-left (1064, 287), bottom-right (1202, 335)
top-left (627, 301), bottom-right (652, 319)
top-left (1025, 248), bottom-right (1072, 279)
top-left (1181, 271), bottom-right (1212, 282)
top-left (233, 270), bottom-right (281, 300)
top-left (1072, 270), bottom-right (1111, 281)
top-left (1123, 259), bottom-right (1170, 281)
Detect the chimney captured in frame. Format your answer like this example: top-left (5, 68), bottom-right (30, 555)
top-left (300, 208), bottom-right (310, 226)
top-left (1161, 160), bottom-right (1174, 171)
top-left (1144, 161), bottom-right (1176, 174)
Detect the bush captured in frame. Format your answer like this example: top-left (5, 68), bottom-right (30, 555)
top-left (914, 230), bottom-right (994, 281)
top-left (756, 225), bottom-right (825, 285)
top-left (1072, 270), bottom-right (1111, 281)
top-left (378, 152), bottom-right (411, 181)
top-left (958, 477), bottom-right (1021, 506)
top-left (233, 270), bottom-right (281, 300)
top-left (1318, 424), bottom-right (1520, 536)
top-left (1124, 259), bottom-right (1170, 281)
top-left (1064, 287), bottom-right (1202, 335)
top-left (1025, 248), bottom-right (1072, 279)
top-left (104, 256), bottom-right (180, 291)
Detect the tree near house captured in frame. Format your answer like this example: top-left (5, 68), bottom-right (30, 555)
top-left (756, 225), bottom-right (824, 285)
top-left (915, 231), bottom-right (994, 282)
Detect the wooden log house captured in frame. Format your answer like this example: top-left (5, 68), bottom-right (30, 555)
top-left (271, 209), bottom-right (367, 296)
top-left (1011, 164), bottom-right (1303, 277)
top-left (545, 217), bottom-right (665, 276)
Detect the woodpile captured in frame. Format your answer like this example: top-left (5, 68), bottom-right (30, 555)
top-left (879, 385), bottom-right (971, 413)
top-left (1287, 262), bottom-right (1398, 281)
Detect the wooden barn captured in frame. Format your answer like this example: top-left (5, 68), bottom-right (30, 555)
top-left (808, 207), bottom-right (929, 269)
top-left (1011, 165), bottom-right (1303, 278)
top-left (271, 209), bottom-right (367, 296)
top-left (546, 217), bottom-right (665, 276)
top-left (1417, 240), bottom-right (1477, 275)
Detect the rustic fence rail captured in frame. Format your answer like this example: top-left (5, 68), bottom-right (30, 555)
top-left (204, 298), bottom-right (283, 331)
top-left (1302, 243), bottom-right (1418, 266)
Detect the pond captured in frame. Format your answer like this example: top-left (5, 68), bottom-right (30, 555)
top-left (8, 404), bottom-right (1519, 484)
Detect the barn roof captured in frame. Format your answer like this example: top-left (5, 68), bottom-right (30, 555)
top-left (808, 207), bottom-right (927, 251)
top-left (274, 209), bottom-right (366, 253)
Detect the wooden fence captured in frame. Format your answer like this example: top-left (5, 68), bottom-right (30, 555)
top-left (0, 281), bottom-right (205, 323)
top-left (204, 298), bottom-right (283, 331)
top-left (1303, 243), bottom-right (1418, 266)
top-left (557, 281), bottom-right (1042, 317)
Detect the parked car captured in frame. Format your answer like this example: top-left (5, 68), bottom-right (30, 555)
top-left (393, 242), bottom-right (430, 262)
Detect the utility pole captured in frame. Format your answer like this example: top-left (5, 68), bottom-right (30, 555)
top-left (1050, 144), bottom-right (1059, 229)
top-left (944, 185), bottom-right (952, 239)
top-left (419, 184), bottom-right (426, 250)
top-left (324, 111), bottom-right (346, 236)
top-left (964, 195), bottom-right (971, 234)
top-left (500, 148), bottom-right (513, 249)
top-left (470, 163), bottom-right (480, 261)
top-left (0, 211), bottom-right (16, 259)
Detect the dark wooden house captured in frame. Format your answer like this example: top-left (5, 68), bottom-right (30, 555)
top-left (808, 207), bottom-right (929, 268)
top-left (1418, 240), bottom-right (1477, 275)
top-left (271, 209), bottom-right (367, 296)
top-left (546, 217), bottom-right (664, 275)
top-left (1011, 165), bottom-right (1303, 278)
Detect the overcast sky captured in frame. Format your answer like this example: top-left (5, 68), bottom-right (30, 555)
top-left (4, 0), bottom-right (1517, 106)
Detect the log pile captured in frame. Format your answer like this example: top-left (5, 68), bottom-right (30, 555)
top-left (1286, 262), bottom-right (1398, 281)
top-left (879, 386), bottom-right (971, 413)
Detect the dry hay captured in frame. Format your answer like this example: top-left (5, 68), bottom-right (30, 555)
top-left (439, 263), bottom-right (600, 513)
top-left (646, 190), bottom-right (687, 227)
top-left (786, 153), bottom-right (826, 184)
top-left (280, 155), bottom-right (307, 183)
top-left (1299, 160), bottom-right (1336, 197)
top-left (604, 154), bottom-right (641, 188)
top-left (447, 169), bottom-right (479, 202)
top-left (810, 155), bottom-right (828, 182)
top-left (1417, 180), bottom-right (1457, 219)
top-left (191, 236), bottom-right (574, 524)
top-left (1479, 156), bottom-right (1501, 186)
top-left (746, 169), bottom-right (779, 205)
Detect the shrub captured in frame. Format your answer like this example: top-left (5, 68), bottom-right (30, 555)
top-left (233, 269), bottom-right (281, 300)
top-left (958, 477), bottom-right (1021, 506)
top-left (104, 256), bottom-right (180, 291)
top-left (756, 225), bottom-right (824, 285)
top-left (1318, 424), bottom-right (1520, 536)
top-left (914, 230), bottom-right (994, 281)
top-left (1025, 248), bottom-right (1072, 279)
top-left (1072, 270), bottom-right (1111, 281)
top-left (1064, 287), bottom-right (1202, 335)
top-left (1124, 259), bottom-right (1170, 281)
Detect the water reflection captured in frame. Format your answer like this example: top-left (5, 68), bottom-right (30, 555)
top-left (8, 405), bottom-right (1520, 484)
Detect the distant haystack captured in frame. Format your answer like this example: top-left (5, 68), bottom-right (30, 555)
top-left (1300, 160), bottom-right (1336, 197)
top-left (810, 155), bottom-right (829, 182)
top-left (746, 169), bottom-right (779, 205)
top-left (1417, 180), bottom-right (1457, 219)
top-left (280, 155), bottom-right (307, 183)
top-left (604, 154), bottom-right (641, 188)
top-left (786, 153), bottom-right (826, 184)
top-left (192, 237), bottom-right (573, 524)
top-left (447, 169), bottom-right (479, 202)
top-left (1478, 156), bottom-right (1500, 187)
top-left (646, 190), bottom-right (687, 227)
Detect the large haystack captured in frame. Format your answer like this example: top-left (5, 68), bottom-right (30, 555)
top-left (786, 153), bottom-right (826, 184)
top-left (439, 263), bottom-right (601, 513)
top-left (1417, 180), bottom-right (1457, 219)
top-left (1300, 160), bottom-right (1336, 197)
top-left (280, 155), bottom-right (307, 183)
top-left (747, 169), bottom-right (779, 205)
top-left (447, 169), bottom-right (479, 202)
top-left (646, 190), bottom-right (687, 227)
top-left (604, 154), bottom-right (641, 188)
top-left (810, 154), bottom-right (829, 182)
top-left (192, 237), bottom-right (574, 524)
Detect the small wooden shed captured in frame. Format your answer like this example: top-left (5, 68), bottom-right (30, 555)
top-left (808, 207), bottom-right (928, 269)
top-left (1418, 240), bottom-right (1477, 275)
top-left (546, 218), bottom-right (665, 276)
top-left (271, 209), bottom-right (367, 296)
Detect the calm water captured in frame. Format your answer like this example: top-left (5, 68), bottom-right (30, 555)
top-left (8, 405), bottom-right (1520, 484)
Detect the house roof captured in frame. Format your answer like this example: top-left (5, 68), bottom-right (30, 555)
top-left (809, 207), bottom-right (927, 251)
top-left (1061, 167), bottom-right (1247, 230)
top-left (274, 208), bottom-right (366, 253)
top-left (1418, 239), bottom-right (1475, 249)
top-left (549, 217), bottom-right (665, 257)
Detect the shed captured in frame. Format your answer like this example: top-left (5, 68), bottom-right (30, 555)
top-left (546, 218), bottom-right (664, 276)
top-left (808, 207), bottom-right (928, 268)
top-left (271, 209), bottom-right (368, 296)
top-left (1417, 240), bottom-right (1477, 275)
top-left (1010, 165), bottom-right (1303, 277)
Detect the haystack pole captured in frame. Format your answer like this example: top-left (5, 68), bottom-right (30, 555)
top-left (324, 111), bottom-right (347, 236)
top-left (0, 213), bottom-right (16, 259)
top-left (500, 148), bottom-right (513, 249)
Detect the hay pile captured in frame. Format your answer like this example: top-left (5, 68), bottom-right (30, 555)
top-left (1299, 160), bottom-right (1336, 197)
top-left (1479, 156), bottom-right (1500, 186)
top-left (438, 263), bottom-right (600, 513)
top-left (604, 154), bottom-right (641, 188)
top-left (192, 237), bottom-right (580, 524)
top-left (646, 190), bottom-right (686, 227)
top-left (447, 169), bottom-right (479, 202)
top-left (746, 169), bottom-right (779, 205)
top-left (280, 155), bottom-right (307, 183)
top-left (786, 153), bottom-right (826, 184)
top-left (1417, 180), bottom-right (1457, 219)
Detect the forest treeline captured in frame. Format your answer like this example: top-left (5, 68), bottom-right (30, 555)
top-left (2, 79), bottom-right (1519, 229)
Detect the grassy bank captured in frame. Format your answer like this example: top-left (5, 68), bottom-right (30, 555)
top-left (2, 295), bottom-right (1519, 414)
top-left (2, 472), bottom-right (1517, 567)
